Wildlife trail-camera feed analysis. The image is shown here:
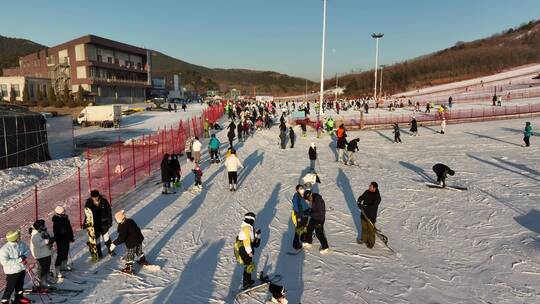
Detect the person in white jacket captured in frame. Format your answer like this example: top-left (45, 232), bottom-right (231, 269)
top-left (29, 219), bottom-right (53, 287)
top-left (440, 119), bottom-right (447, 134)
top-left (192, 136), bottom-right (202, 164)
top-left (0, 230), bottom-right (32, 304)
top-left (224, 149), bottom-right (243, 191)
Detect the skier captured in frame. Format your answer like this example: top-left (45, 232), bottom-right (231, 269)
top-left (523, 121), bottom-right (532, 147)
top-left (393, 123), bottom-right (402, 143)
top-left (336, 133), bottom-right (347, 163)
top-left (29, 220), bottom-right (53, 287)
top-left (356, 182), bottom-right (381, 248)
top-left (192, 137), bottom-right (202, 163)
top-left (185, 136), bottom-right (194, 162)
top-left (291, 185), bottom-right (309, 251)
top-left (192, 163), bottom-right (203, 191)
top-left (268, 283), bottom-right (288, 304)
top-left (160, 154), bottom-right (175, 194)
top-left (289, 127), bottom-right (296, 148)
top-left (440, 119), bottom-right (446, 134)
top-left (84, 190), bottom-right (115, 259)
top-left (109, 211), bottom-right (148, 274)
top-left (303, 190), bottom-right (329, 254)
top-left (209, 134), bottom-right (221, 163)
top-left (410, 116), bottom-right (418, 136)
top-left (0, 230), bottom-right (32, 304)
top-left (432, 163), bottom-right (455, 187)
top-left (52, 206), bottom-right (74, 278)
top-left (234, 212), bottom-right (261, 289)
top-left (224, 149), bottom-right (243, 191)
top-left (169, 154), bottom-right (181, 189)
top-left (308, 143), bottom-right (317, 172)
top-left (346, 138), bottom-right (360, 166)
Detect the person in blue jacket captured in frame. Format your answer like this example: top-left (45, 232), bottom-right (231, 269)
top-left (0, 230), bottom-right (32, 304)
top-left (291, 185), bottom-right (310, 251)
top-left (208, 134), bottom-right (221, 163)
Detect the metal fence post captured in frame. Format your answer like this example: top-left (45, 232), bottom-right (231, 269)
top-left (106, 149), bottom-right (112, 204)
top-left (147, 135), bottom-right (151, 176)
top-left (132, 140), bottom-right (136, 188)
top-left (78, 167), bottom-right (82, 228)
top-left (86, 149), bottom-right (92, 190)
top-left (118, 136), bottom-right (123, 179)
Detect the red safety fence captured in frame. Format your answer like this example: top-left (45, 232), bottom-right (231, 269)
top-left (0, 103), bottom-right (224, 290)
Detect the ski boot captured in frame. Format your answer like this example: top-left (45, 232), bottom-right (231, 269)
top-left (137, 256), bottom-right (149, 266)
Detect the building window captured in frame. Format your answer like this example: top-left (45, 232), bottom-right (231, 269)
top-left (107, 57), bottom-right (112, 64)
top-left (97, 55), bottom-right (103, 62)
top-left (114, 58), bottom-right (119, 65)
top-left (13, 84), bottom-right (20, 97)
top-left (75, 44), bottom-right (85, 61)
top-left (29, 84), bottom-right (34, 98)
top-left (77, 66), bottom-right (87, 79)
top-left (0, 84), bottom-right (7, 98)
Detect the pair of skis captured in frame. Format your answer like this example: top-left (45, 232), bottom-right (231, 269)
top-left (235, 272), bottom-right (282, 302)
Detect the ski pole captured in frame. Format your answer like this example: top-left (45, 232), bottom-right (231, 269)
top-left (25, 263), bottom-right (50, 303)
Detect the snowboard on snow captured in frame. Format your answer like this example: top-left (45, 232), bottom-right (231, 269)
top-left (425, 182), bottom-right (468, 191)
top-left (235, 273), bottom-right (282, 299)
top-left (83, 207), bottom-right (99, 262)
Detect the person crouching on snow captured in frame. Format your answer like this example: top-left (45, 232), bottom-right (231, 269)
top-left (109, 211), bottom-right (148, 274)
top-left (29, 220), bottom-right (54, 287)
top-left (234, 212), bottom-right (261, 289)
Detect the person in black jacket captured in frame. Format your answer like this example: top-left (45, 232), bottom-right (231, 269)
top-left (308, 143), bottom-right (317, 172)
top-left (84, 190), bottom-right (114, 258)
top-left (336, 135), bottom-right (347, 163)
top-left (300, 121), bottom-right (307, 137)
top-left (393, 123), bottom-right (402, 143)
top-left (52, 206), bottom-right (74, 278)
top-left (169, 154), bottom-right (181, 188)
top-left (289, 127), bottom-right (296, 148)
top-left (161, 154), bottom-right (175, 194)
top-left (357, 182), bottom-right (381, 248)
top-left (227, 128), bottom-right (236, 149)
top-left (109, 211), bottom-right (147, 274)
top-left (410, 116), bottom-right (418, 136)
top-left (303, 190), bottom-right (329, 253)
top-left (432, 163), bottom-right (455, 187)
top-left (346, 138), bottom-right (360, 166)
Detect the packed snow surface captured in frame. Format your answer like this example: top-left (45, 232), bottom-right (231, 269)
top-left (43, 115), bottom-right (540, 303)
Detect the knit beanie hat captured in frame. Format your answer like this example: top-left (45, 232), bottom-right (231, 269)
top-left (6, 230), bottom-right (20, 242)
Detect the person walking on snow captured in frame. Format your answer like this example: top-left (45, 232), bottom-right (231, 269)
top-left (0, 230), bottom-right (32, 304)
top-left (308, 143), bottom-right (317, 172)
top-left (440, 119), bottom-right (447, 134)
top-left (237, 120), bottom-right (243, 142)
top-left (227, 127), bottom-right (236, 149)
top-left (289, 127), bottom-right (296, 148)
top-left (52, 206), bottom-right (74, 278)
top-left (336, 133), bottom-right (347, 163)
top-left (29, 220), bottom-right (54, 287)
top-left (357, 182), bottom-right (381, 248)
top-left (300, 121), bottom-right (307, 137)
top-left (234, 212), bottom-right (261, 289)
top-left (224, 149), bottom-right (243, 191)
top-left (192, 137), bottom-right (202, 163)
top-left (302, 190), bottom-right (329, 254)
top-left (160, 154), bottom-right (175, 194)
top-left (393, 123), bottom-right (402, 143)
top-left (291, 185), bottom-right (310, 251)
top-left (209, 134), bottom-right (221, 163)
top-left (84, 190), bottom-right (115, 259)
top-left (432, 163), bottom-right (455, 188)
top-left (346, 138), bottom-right (360, 166)
top-left (523, 121), bottom-right (532, 147)
top-left (109, 211), bottom-right (148, 274)
top-left (279, 128), bottom-right (287, 149)
top-left (410, 116), bottom-right (418, 136)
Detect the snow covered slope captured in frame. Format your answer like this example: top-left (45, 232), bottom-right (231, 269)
top-left (44, 116), bottom-right (540, 304)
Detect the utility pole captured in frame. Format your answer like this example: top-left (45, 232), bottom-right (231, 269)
top-left (318, 0), bottom-right (328, 128)
top-left (371, 33), bottom-right (384, 102)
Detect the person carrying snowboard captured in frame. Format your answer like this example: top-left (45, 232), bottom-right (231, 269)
top-left (209, 134), bottom-right (221, 163)
top-left (356, 182), bottom-right (381, 248)
top-left (234, 212), bottom-right (261, 289)
top-left (29, 220), bottom-right (54, 287)
top-left (289, 127), bottom-right (296, 149)
top-left (523, 121), bottom-right (532, 147)
top-left (303, 190), bottom-right (329, 254)
top-left (346, 138), bottom-right (360, 166)
top-left (52, 206), bottom-right (74, 278)
top-left (160, 154), bottom-right (175, 195)
top-left (291, 185), bottom-right (309, 251)
top-left (308, 142), bottom-right (317, 172)
top-left (109, 211), bottom-right (148, 274)
top-left (84, 190), bottom-right (115, 260)
top-left (410, 116), bottom-right (418, 136)
top-left (224, 149), bottom-right (243, 191)
top-left (432, 163), bottom-right (455, 188)
top-left (0, 231), bottom-right (32, 304)
top-left (393, 123), bottom-right (402, 143)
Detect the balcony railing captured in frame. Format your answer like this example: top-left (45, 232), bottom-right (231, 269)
top-left (88, 77), bottom-right (148, 85)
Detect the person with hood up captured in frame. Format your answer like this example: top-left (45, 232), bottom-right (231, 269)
top-left (161, 154), bottom-right (175, 194)
top-left (224, 149), bottom-right (243, 191)
top-left (234, 212), bottom-right (261, 289)
top-left (308, 143), bottom-right (317, 172)
top-left (0, 230), bottom-right (32, 304)
top-left (29, 219), bottom-right (54, 287)
top-left (109, 211), bottom-right (148, 274)
top-left (169, 154), bottom-right (181, 188)
top-left (52, 206), bottom-right (74, 278)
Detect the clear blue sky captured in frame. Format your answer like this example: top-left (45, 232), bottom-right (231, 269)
top-left (1, 0), bottom-right (539, 81)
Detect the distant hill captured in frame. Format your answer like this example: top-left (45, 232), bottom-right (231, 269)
top-left (338, 20), bottom-right (540, 97)
top-left (0, 35), bottom-right (46, 76)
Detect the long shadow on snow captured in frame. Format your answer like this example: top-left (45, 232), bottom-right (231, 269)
top-left (374, 130), bottom-right (394, 143)
top-left (464, 131), bottom-right (522, 147)
top-left (467, 154), bottom-right (540, 182)
top-left (399, 161), bottom-right (434, 183)
top-left (328, 135), bottom-right (338, 161)
top-left (336, 168), bottom-right (362, 240)
top-left (492, 157), bottom-right (540, 177)
top-left (274, 219), bottom-right (304, 303)
top-left (152, 239), bottom-right (225, 303)
top-left (422, 125), bottom-right (440, 134)
top-left (225, 183), bottom-right (281, 301)
top-left (501, 127), bottom-right (538, 136)
top-left (237, 150), bottom-right (265, 188)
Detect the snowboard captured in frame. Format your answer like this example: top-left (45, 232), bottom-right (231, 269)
top-left (235, 273), bottom-right (282, 299)
top-left (84, 207), bottom-right (99, 262)
top-left (425, 182), bottom-right (467, 191)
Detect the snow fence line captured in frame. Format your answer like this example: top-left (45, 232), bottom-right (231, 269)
top-left (0, 102), bottom-right (225, 291)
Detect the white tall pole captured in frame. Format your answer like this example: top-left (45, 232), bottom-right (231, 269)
top-left (373, 37), bottom-right (379, 101)
top-left (318, 0), bottom-right (327, 121)
top-left (379, 66), bottom-right (383, 99)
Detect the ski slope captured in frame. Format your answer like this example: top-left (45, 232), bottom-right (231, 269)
top-left (45, 116), bottom-right (540, 304)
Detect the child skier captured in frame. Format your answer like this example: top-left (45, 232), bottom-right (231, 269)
top-left (234, 212), bottom-right (261, 289)
top-left (308, 143), bottom-right (317, 172)
top-left (192, 163), bottom-right (203, 192)
top-left (0, 231), bottom-right (32, 304)
top-left (393, 123), bottom-right (402, 143)
top-left (52, 206), bottom-right (74, 278)
top-left (29, 219), bottom-right (54, 287)
top-left (109, 211), bottom-right (148, 274)
top-left (209, 134), bottom-right (221, 163)
top-left (357, 182), bottom-right (381, 248)
top-left (291, 185), bottom-right (310, 251)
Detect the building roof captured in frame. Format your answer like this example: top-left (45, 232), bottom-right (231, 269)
top-left (50, 34), bottom-right (148, 55)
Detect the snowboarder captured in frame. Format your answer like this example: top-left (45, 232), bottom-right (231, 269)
top-left (524, 121), bottom-right (532, 147)
top-left (268, 283), bottom-right (288, 303)
top-left (109, 211), bottom-right (148, 274)
top-left (234, 212), bottom-right (261, 289)
top-left (52, 206), bottom-right (74, 278)
top-left (192, 163), bottom-right (203, 191)
top-left (303, 190), bottom-right (329, 254)
top-left (393, 123), bottom-right (402, 143)
top-left (0, 230), bottom-right (32, 304)
top-left (209, 134), bottom-right (221, 163)
top-left (410, 116), bottom-right (418, 136)
top-left (161, 154), bottom-right (175, 194)
top-left (169, 154), bottom-right (181, 189)
top-left (356, 182), bottom-right (381, 248)
top-left (29, 220), bottom-right (54, 287)
top-left (336, 133), bottom-right (347, 163)
top-left (192, 137), bottom-right (202, 163)
top-left (289, 127), bottom-right (296, 148)
top-left (84, 190), bottom-right (115, 259)
top-left (308, 143), bottom-right (317, 172)
top-left (291, 185), bottom-right (309, 251)
top-left (440, 119), bottom-right (446, 134)
top-left (432, 163), bottom-right (455, 188)
top-left (224, 149), bottom-right (243, 191)
top-left (346, 138), bottom-right (360, 166)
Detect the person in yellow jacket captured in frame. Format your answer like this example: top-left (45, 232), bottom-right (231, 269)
top-left (234, 212), bottom-right (261, 289)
